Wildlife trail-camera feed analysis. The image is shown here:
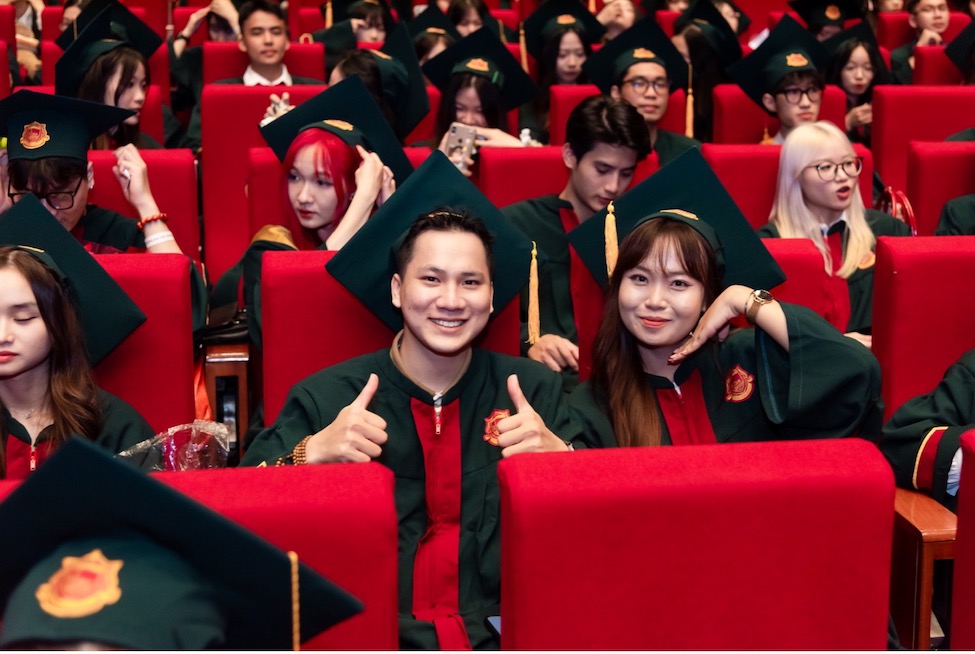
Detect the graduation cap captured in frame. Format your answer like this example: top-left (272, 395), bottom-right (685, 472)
top-left (422, 28), bottom-right (539, 110)
top-left (55, 1), bottom-right (163, 97)
top-left (327, 151), bottom-right (540, 340)
top-left (581, 17), bottom-right (689, 95)
top-left (726, 15), bottom-right (828, 111)
top-left (0, 195), bottom-right (145, 366)
top-left (408, 5), bottom-right (462, 42)
top-left (0, 90), bottom-right (133, 162)
top-left (674, 0), bottom-right (743, 65)
top-left (0, 438), bottom-right (363, 650)
top-left (945, 18), bottom-right (975, 75)
top-left (521, 0), bottom-right (606, 60)
top-left (378, 22), bottom-right (432, 139)
top-left (566, 148), bottom-right (784, 291)
top-left (821, 20), bottom-right (890, 82)
top-left (260, 75), bottom-right (413, 185)
top-left (787, 0), bottom-right (862, 30)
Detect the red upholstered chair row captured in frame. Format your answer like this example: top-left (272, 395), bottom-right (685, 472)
top-left (711, 84), bottom-right (848, 144)
top-left (872, 236), bottom-right (975, 420)
top-left (498, 439), bottom-right (894, 649)
top-left (259, 250), bottom-right (521, 423)
top-left (876, 11), bottom-right (971, 50)
top-left (201, 41), bottom-right (325, 85)
top-left (92, 254), bottom-right (197, 433)
top-left (871, 85), bottom-right (975, 195)
top-left (200, 84), bottom-right (327, 279)
top-left (702, 143), bottom-right (874, 229)
top-left (914, 45), bottom-right (964, 84)
top-left (88, 149), bottom-right (201, 262)
top-left (547, 84), bottom-right (688, 145)
top-left (906, 141), bottom-right (975, 236)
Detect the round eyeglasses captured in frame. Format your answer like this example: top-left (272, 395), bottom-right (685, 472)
top-left (807, 157), bottom-right (863, 181)
top-left (621, 77), bottom-right (669, 95)
top-left (776, 86), bottom-right (823, 105)
top-left (8, 178), bottom-right (84, 211)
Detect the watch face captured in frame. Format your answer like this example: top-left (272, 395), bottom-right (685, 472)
top-left (755, 290), bottom-right (774, 303)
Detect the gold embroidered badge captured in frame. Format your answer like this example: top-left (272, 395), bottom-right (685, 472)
top-left (785, 52), bottom-right (809, 67)
top-left (373, 50), bottom-right (392, 59)
top-left (36, 549), bottom-right (123, 619)
top-left (322, 119), bottom-right (355, 131)
top-left (858, 251), bottom-right (876, 269)
top-left (724, 364), bottom-right (755, 402)
top-left (824, 4), bottom-right (841, 19)
top-left (556, 14), bottom-right (576, 24)
top-left (20, 122), bottom-right (50, 150)
top-left (633, 47), bottom-right (657, 59)
top-left (660, 208), bottom-right (699, 220)
top-left (483, 409), bottom-right (510, 446)
top-left (466, 57), bottom-right (491, 72)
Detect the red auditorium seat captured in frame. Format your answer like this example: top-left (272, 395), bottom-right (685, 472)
top-left (490, 8), bottom-right (519, 32)
top-left (93, 254), bottom-right (197, 433)
top-left (200, 84), bottom-right (327, 279)
top-left (0, 40), bottom-right (10, 98)
top-left (202, 41), bottom-right (325, 84)
top-left (498, 439), bottom-right (894, 649)
top-left (871, 86), bottom-right (975, 195)
top-left (173, 6), bottom-right (212, 48)
top-left (259, 250), bottom-right (520, 423)
top-left (478, 146), bottom-right (567, 208)
top-left (876, 11), bottom-right (970, 50)
top-left (761, 238), bottom-right (837, 328)
top-left (914, 45), bottom-right (964, 84)
top-left (872, 236), bottom-right (975, 420)
top-left (906, 141), bottom-right (975, 236)
top-left (701, 143), bottom-right (874, 229)
top-left (292, 5), bottom-right (326, 37)
top-left (158, 463), bottom-right (400, 649)
top-left (951, 431), bottom-right (975, 649)
top-left (88, 149), bottom-right (201, 261)
top-left (548, 84), bottom-right (688, 145)
top-left (0, 6), bottom-right (15, 54)
top-left (118, 0), bottom-right (167, 37)
top-left (711, 84), bottom-right (847, 144)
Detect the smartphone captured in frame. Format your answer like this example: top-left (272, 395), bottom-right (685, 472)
top-left (445, 122), bottom-right (479, 173)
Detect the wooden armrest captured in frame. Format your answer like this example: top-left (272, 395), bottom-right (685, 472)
top-left (895, 487), bottom-right (958, 541)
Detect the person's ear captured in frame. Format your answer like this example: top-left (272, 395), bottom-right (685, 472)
top-left (237, 30), bottom-right (247, 53)
top-left (561, 142), bottom-right (578, 170)
top-left (908, 11), bottom-right (918, 29)
top-left (761, 92), bottom-right (777, 114)
top-left (391, 273), bottom-right (402, 309)
top-left (87, 161), bottom-right (94, 189)
top-left (489, 282), bottom-right (495, 314)
top-left (610, 85), bottom-right (622, 101)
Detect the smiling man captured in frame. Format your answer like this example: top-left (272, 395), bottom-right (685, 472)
top-left (242, 153), bottom-right (579, 650)
top-left (504, 95), bottom-right (649, 387)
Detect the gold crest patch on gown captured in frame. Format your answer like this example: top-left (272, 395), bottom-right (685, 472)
top-left (724, 364), bottom-right (755, 402)
top-left (483, 409), bottom-right (510, 446)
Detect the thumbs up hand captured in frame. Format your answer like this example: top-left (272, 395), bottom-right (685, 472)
top-left (306, 373), bottom-right (388, 463)
top-left (496, 374), bottom-right (571, 457)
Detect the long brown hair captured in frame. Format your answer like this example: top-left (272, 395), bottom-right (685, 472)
top-left (0, 248), bottom-right (102, 478)
top-left (76, 46), bottom-right (150, 150)
top-left (590, 219), bottom-right (720, 448)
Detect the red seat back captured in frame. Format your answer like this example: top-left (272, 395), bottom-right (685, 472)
top-left (0, 40), bottom-right (10, 98)
top-left (202, 41), bottom-right (325, 84)
top-left (876, 11), bottom-right (970, 50)
top-left (951, 431), bottom-right (975, 648)
top-left (200, 84), bottom-right (328, 278)
top-left (761, 238), bottom-right (836, 327)
top-left (872, 236), bottom-right (975, 419)
top-left (88, 149), bottom-right (201, 261)
top-left (490, 8), bottom-right (519, 32)
top-left (914, 45), bottom-right (964, 84)
top-left (479, 146), bottom-right (567, 208)
top-left (711, 83), bottom-right (847, 144)
top-left (548, 84), bottom-right (688, 145)
top-left (499, 439), bottom-right (894, 649)
top-left (173, 6), bottom-right (212, 48)
top-left (260, 250), bottom-right (520, 423)
top-left (292, 6), bottom-right (326, 38)
top-left (0, 6), bottom-right (16, 53)
top-left (871, 85), bottom-right (975, 193)
top-left (117, 0), bottom-right (167, 37)
top-left (906, 141), bottom-right (975, 236)
top-left (93, 254), bottom-right (196, 433)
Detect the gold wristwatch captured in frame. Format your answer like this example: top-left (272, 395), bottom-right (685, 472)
top-left (745, 289), bottom-right (774, 325)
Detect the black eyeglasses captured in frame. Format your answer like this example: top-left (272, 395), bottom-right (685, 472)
top-left (8, 178), bottom-right (84, 211)
top-left (776, 86), bottom-right (823, 105)
top-left (621, 77), bottom-right (669, 94)
top-left (807, 157), bottom-right (863, 181)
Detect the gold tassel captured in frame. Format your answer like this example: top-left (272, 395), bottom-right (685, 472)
top-left (759, 123), bottom-right (774, 145)
top-left (527, 240), bottom-right (541, 345)
top-left (605, 201), bottom-right (618, 278)
top-left (684, 63), bottom-right (694, 138)
top-left (519, 23), bottom-right (529, 73)
top-left (288, 551), bottom-right (301, 651)
top-left (326, 0), bottom-right (333, 29)
top-left (589, 0), bottom-right (596, 13)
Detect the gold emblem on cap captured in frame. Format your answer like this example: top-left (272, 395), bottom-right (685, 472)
top-left (322, 119), bottom-right (355, 131)
top-left (36, 550), bottom-right (123, 619)
top-left (20, 121), bottom-right (50, 150)
top-left (661, 208), bottom-right (699, 220)
top-left (426, 26), bottom-right (446, 34)
top-left (785, 52), bottom-right (810, 67)
top-left (633, 47), bottom-right (657, 59)
top-left (556, 13), bottom-right (576, 24)
top-left (373, 50), bottom-right (392, 59)
top-left (824, 4), bottom-right (841, 19)
top-left (466, 57), bottom-right (491, 72)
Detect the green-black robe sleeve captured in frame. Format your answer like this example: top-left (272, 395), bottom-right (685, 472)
top-left (935, 194), bottom-right (975, 235)
top-left (95, 390), bottom-right (158, 456)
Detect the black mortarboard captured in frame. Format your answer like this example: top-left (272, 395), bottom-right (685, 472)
top-left (379, 22), bottom-right (432, 139)
top-left (422, 28), bottom-right (539, 110)
top-left (567, 148), bottom-right (784, 290)
top-left (822, 20), bottom-right (890, 82)
top-left (326, 151), bottom-right (536, 332)
top-left (259, 76), bottom-right (413, 184)
top-left (726, 15), bottom-right (828, 111)
top-left (0, 195), bottom-right (145, 366)
top-left (522, 0), bottom-right (606, 60)
top-left (581, 17), bottom-right (689, 94)
top-left (788, 0), bottom-right (862, 29)
top-left (408, 5), bottom-right (462, 42)
top-left (55, 1), bottom-right (163, 97)
top-left (0, 439), bottom-right (363, 650)
top-left (674, 0), bottom-right (743, 65)
top-left (945, 18), bottom-right (975, 74)
top-left (0, 90), bottom-right (133, 162)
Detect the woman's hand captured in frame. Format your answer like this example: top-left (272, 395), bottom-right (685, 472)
top-left (844, 331), bottom-right (872, 349)
top-left (113, 144), bottom-right (155, 212)
top-left (845, 103), bottom-right (872, 131)
top-left (324, 146), bottom-right (387, 250)
top-left (475, 127), bottom-right (524, 148)
top-left (377, 164), bottom-right (395, 207)
top-left (437, 130), bottom-right (475, 177)
top-left (353, 145), bottom-right (386, 203)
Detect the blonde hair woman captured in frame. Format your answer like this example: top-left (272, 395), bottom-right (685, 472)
top-left (757, 121), bottom-right (910, 349)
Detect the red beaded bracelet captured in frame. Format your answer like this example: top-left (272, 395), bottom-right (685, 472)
top-left (137, 213), bottom-right (168, 230)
